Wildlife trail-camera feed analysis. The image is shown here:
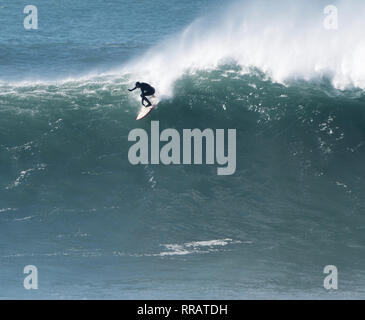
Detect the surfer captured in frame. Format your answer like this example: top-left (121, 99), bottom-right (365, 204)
top-left (128, 82), bottom-right (155, 107)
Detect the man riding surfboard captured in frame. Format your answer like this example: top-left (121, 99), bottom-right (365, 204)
top-left (128, 82), bottom-right (155, 107)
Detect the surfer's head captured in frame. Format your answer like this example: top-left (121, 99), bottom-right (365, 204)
top-left (135, 82), bottom-right (141, 88)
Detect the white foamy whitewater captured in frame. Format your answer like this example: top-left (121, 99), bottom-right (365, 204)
top-left (122, 0), bottom-right (365, 97)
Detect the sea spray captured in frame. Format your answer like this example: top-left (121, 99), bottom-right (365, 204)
top-left (122, 0), bottom-right (365, 97)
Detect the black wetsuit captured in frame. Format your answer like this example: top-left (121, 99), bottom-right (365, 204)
top-left (129, 82), bottom-right (155, 107)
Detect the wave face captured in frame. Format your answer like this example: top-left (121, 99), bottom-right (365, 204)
top-left (124, 0), bottom-right (365, 96)
top-left (1, 0), bottom-right (365, 299)
top-left (1, 68), bottom-right (365, 298)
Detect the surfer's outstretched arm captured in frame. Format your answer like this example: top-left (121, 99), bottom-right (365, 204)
top-left (128, 86), bottom-right (137, 91)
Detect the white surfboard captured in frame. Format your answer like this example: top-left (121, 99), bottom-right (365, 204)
top-left (136, 105), bottom-right (155, 120)
top-left (136, 95), bottom-right (158, 120)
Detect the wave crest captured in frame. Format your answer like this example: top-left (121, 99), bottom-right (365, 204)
top-left (123, 0), bottom-right (365, 97)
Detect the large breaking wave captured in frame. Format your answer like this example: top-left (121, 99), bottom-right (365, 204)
top-left (122, 0), bottom-right (365, 97)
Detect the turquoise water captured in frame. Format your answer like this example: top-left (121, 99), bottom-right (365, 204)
top-left (1, 0), bottom-right (365, 299)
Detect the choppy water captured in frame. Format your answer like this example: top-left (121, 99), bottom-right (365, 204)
top-left (1, 0), bottom-right (365, 299)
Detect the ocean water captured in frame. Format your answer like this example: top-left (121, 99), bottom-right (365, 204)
top-left (1, 0), bottom-right (365, 299)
